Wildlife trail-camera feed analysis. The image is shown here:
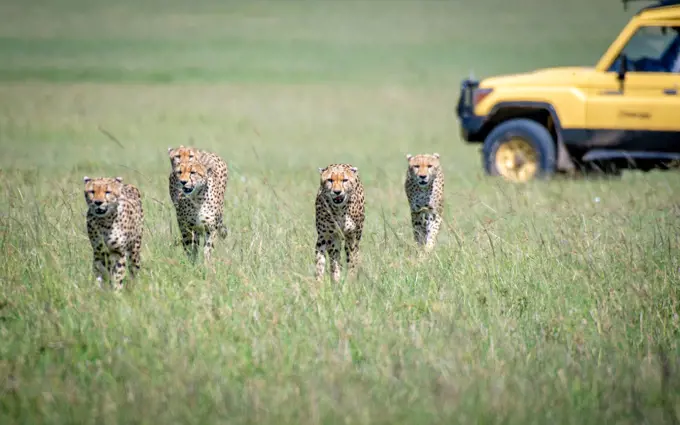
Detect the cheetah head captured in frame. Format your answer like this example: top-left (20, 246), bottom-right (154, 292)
top-left (83, 176), bottom-right (124, 217)
top-left (406, 153), bottom-right (440, 187)
top-left (173, 160), bottom-right (210, 196)
top-left (318, 164), bottom-right (358, 206)
top-left (167, 145), bottom-right (200, 168)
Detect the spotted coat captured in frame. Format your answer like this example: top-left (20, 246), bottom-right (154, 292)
top-left (167, 146), bottom-right (229, 262)
top-left (404, 153), bottom-right (444, 252)
top-left (83, 176), bottom-right (144, 290)
top-left (315, 163), bottom-right (365, 282)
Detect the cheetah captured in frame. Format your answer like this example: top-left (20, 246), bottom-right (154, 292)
top-left (168, 145), bottom-right (212, 169)
top-left (315, 164), bottom-right (365, 282)
top-left (404, 153), bottom-right (444, 252)
top-left (167, 148), bottom-right (229, 262)
top-left (83, 176), bottom-right (144, 290)
top-left (167, 145), bottom-right (229, 204)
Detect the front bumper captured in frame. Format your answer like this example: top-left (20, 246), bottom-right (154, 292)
top-left (456, 78), bottom-right (486, 142)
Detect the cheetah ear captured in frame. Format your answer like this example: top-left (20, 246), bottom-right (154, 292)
top-left (433, 152), bottom-right (440, 159)
top-left (406, 153), bottom-right (412, 160)
top-left (115, 177), bottom-right (123, 183)
top-left (350, 166), bottom-right (358, 174)
top-left (83, 176), bottom-right (91, 184)
top-left (168, 147), bottom-right (173, 154)
top-left (318, 167), bottom-right (326, 174)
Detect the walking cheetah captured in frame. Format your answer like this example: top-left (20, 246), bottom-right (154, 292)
top-left (404, 153), bottom-right (444, 252)
top-left (168, 145), bottom-right (211, 169)
top-left (167, 147), bottom-right (229, 262)
top-left (315, 164), bottom-right (365, 282)
top-left (83, 176), bottom-right (144, 290)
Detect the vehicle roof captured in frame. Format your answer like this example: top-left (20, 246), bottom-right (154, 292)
top-left (636, 0), bottom-right (680, 14)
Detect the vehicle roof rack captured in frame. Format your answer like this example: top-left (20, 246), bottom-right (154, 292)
top-left (622, 0), bottom-right (680, 11)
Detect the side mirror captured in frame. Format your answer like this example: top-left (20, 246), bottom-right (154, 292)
top-left (617, 54), bottom-right (628, 83)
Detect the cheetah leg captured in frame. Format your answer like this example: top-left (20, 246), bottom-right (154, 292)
top-left (92, 252), bottom-right (108, 287)
top-left (315, 236), bottom-right (327, 281)
top-left (344, 233), bottom-right (361, 280)
top-left (129, 237), bottom-right (142, 278)
top-left (109, 252), bottom-right (127, 291)
top-left (181, 228), bottom-right (199, 263)
top-left (203, 228), bottom-right (216, 262)
top-left (411, 212), bottom-right (426, 246)
top-left (424, 213), bottom-right (441, 252)
top-left (328, 237), bottom-right (342, 283)
top-left (217, 216), bottom-right (229, 239)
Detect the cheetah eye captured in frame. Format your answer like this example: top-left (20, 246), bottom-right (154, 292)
top-left (414, 165), bottom-right (419, 169)
top-left (105, 191), bottom-right (111, 195)
top-left (190, 171), bottom-right (196, 175)
top-left (427, 165), bottom-right (433, 168)
top-left (342, 178), bottom-right (348, 182)
top-left (326, 178), bottom-right (333, 183)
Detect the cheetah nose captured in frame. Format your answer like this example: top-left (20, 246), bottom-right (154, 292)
top-left (179, 179), bottom-right (188, 185)
top-left (419, 175), bottom-right (427, 179)
top-left (333, 189), bottom-right (342, 195)
top-left (94, 200), bottom-right (103, 206)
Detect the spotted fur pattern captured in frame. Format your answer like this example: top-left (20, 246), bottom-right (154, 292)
top-left (404, 153), bottom-right (444, 252)
top-left (315, 164), bottom-right (365, 282)
top-left (167, 146), bottom-right (229, 262)
top-left (83, 176), bottom-right (144, 290)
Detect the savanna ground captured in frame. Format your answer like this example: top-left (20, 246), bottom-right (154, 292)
top-left (1, 0), bottom-right (679, 423)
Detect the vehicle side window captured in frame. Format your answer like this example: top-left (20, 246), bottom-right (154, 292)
top-left (609, 25), bottom-right (680, 73)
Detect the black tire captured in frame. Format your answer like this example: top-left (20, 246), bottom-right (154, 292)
top-left (482, 118), bottom-right (557, 181)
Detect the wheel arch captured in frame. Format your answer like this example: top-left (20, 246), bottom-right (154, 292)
top-left (479, 102), bottom-right (575, 172)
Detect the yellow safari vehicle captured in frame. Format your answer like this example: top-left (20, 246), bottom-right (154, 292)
top-left (456, 0), bottom-right (680, 182)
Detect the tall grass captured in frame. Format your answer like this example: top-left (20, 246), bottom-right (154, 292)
top-left (1, 0), bottom-right (679, 423)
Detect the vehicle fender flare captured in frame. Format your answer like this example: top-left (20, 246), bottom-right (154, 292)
top-left (485, 101), bottom-right (575, 172)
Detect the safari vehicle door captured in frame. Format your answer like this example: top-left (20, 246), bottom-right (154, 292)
top-left (583, 22), bottom-right (680, 152)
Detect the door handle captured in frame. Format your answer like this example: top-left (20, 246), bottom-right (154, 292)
top-left (663, 87), bottom-right (678, 95)
top-left (599, 90), bottom-right (623, 95)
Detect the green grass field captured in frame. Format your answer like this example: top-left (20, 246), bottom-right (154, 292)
top-left (1, 0), bottom-right (680, 423)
